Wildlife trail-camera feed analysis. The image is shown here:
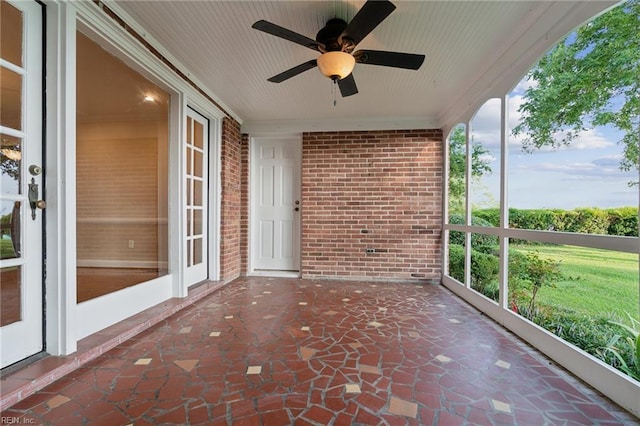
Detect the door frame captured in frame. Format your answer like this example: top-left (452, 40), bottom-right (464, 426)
top-left (248, 135), bottom-right (302, 277)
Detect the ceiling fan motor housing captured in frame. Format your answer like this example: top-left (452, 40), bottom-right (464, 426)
top-left (316, 18), bottom-right (353, 52)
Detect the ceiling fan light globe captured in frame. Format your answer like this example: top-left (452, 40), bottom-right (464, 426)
top-left (317, 51), bottom-right (355, 80)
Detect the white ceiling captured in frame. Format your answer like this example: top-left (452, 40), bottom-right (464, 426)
top-left (109, 0), bottom-right (616, 133)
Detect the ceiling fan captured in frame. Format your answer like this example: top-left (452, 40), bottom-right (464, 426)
top-left (252, 0), bottom-right (425, 97)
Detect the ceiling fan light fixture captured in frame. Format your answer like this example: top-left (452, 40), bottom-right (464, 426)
top-left (317, 51), bottom-right (355, 80)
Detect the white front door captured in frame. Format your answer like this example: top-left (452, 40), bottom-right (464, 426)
top-left (251, 137), bottom-right (301, 272)
top-left (184, 108), bottom-right (209, 286)
top-left (0, 0), bottom-right (44, 368)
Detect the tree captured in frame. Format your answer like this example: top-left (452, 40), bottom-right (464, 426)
top-left (513, 0), bottom-right (640, 182)
top-left (448, 126), bottom-right (492, 212)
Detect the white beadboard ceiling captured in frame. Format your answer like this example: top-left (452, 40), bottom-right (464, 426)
top-left (110, 0), bottom-right (616, 133)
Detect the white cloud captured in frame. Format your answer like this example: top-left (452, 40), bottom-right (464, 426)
top-left (564, 128), bottom-right (614, 150)
top-left (505, 91), bottom-right (615, 153)
top-left (513, 155), bottom-right (633, 181)
top-left (511, 76), bottom-right (538, 95)
top-left (470, 98), bottom-right (501, 148)
top-left (478, 153), bottom-right (497, 164)
top-left (592, 155), bottom-right (623, 167)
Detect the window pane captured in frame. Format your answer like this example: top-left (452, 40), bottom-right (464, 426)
top-left (0, 1), bottom-right (23, 66)
top-left (0, 200), bottom-right (20, 259)
top-left (194, 179), bottom-right (203, 206)
top-left (508, 78), bottom-right (637, 236)
top-left (194, 120), bottom-right (204, 149)
top-left (186, 146), bottom-right (192, 175)
top-left (194, 150), bottom-right (203, 178)
top-left (76, 32), bottom-right (169, 302)
top-left (193, 238), bottom-right (202, 264)
top-left (0, 266), bottom-right (22, 326)
top-left (194, 209), bottom-right (203, 235)
top-left (186, 117), bottom-right (192, 144)
top-left (470, 99), bottom-right (500, 225)
top-left (1, 134), bottom-right (21, 195)
top-left (447, 230), bottom-right (465, 285)
top-left (0, 67), bottom-right (22, 130)
top-left (447, 124), bottom-right (466, 216)
top-left (186, 177), bottom-right (192, 205)
top-left (469, 233), bottom-right (499, 302)
top-left (509, 242), bottom-right (639, 379)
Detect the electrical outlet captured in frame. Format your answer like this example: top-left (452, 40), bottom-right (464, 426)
top-left (366, 248), bottom-right (375, 253)
top-left (128, 240), bottom-right (135, 249)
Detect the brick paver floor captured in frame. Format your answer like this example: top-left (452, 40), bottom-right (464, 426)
top-left (1, 277), bottom-right (638, 425)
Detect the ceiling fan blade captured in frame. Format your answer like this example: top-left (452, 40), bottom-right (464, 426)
top-left (252, 20), bottom-right (324, 52)
top-left (340, 0), bottom-right (396, 47)
top-left (337, 73), bottom-right (358, 97)
top-left (354, 50), bottom-right (425, 70)
top-left (268, 60), bottom-right (318, 83)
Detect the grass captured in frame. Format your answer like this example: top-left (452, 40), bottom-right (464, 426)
top-left (512, 244), bottom-right (639, 321)
top-left (0, 239), bottom-right (16, 259)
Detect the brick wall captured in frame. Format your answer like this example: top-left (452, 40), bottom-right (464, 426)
top-left (220, 117), bottom-right (242, 281)
top-left (301, 129), bottom-right (443, 282)
top-left (76, 120), bottom-right (168, 268)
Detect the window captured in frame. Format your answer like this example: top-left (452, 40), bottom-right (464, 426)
top-left (76, 32), bottom-right (170, 302)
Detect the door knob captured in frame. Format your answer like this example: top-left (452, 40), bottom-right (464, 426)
top-left (29, 164), bottom-right (43, 176)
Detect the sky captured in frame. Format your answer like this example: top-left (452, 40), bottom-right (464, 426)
top-left (465, 78), bottom-right (638, 210)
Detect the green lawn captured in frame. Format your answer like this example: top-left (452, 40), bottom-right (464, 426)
top-left (0, 239), bottom-right (16, 259)
top-left (512, 245), bottom-right (639, 321)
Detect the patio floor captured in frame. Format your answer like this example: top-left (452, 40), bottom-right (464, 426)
top-left (1, 277), bottom-right (638, 425)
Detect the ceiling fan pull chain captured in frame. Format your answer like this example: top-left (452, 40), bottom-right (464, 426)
top-left (332, 80), bottom-right (338, 106)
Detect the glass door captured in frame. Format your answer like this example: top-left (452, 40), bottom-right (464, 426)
top-left (0, 0), bottom-right (44, 368)
top-left (184, 108), bottom-right (208, 286)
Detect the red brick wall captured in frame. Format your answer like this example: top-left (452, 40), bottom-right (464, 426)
top-left (301, 129), bottom-right (443, 282)
top-left (220, 117), bottom-right (242, 281)
top-left (76, 120), bottom-right (168, 268)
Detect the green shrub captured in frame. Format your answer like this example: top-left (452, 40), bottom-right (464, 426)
top-left (486, 206), bottom-right (638, 236)
top-left (528, 308), bottom-right (620, 354)
top-left (470, 250), bottom-right (499, 299)
top-left (520, 306), bottom-right (639, 381)
top-left (553, 208), bottom-right (609, 234)
top-left (473, 208), bottom-right (499, 226)
top-left (447, 242), bottom-right (500, 299)
top-left (607, 207), bottom-right (639, 236)
top-left (448, 244), bottom-right (465, 282)
top-left (508, 208), bottom-right (557, 231)
top-left (473, 244), bottom-right (537, 305)
top-left (449, 229), bottom-right (465, 246)
top-left (448, 214), bottom-right (498, 247)
top-left (474, 244), bottom-right (499, 256)
top-left (604, 314), bottom-right (640, 381)
top-left (509, 251), bottom-right (562, 315)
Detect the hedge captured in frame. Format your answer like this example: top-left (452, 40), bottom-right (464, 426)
top-left (468, 207), bottom-right (638, 236)
top-left (448, 243), bottom-right (499, 294)
top-left (448, 213), bottom-right (499, 247)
